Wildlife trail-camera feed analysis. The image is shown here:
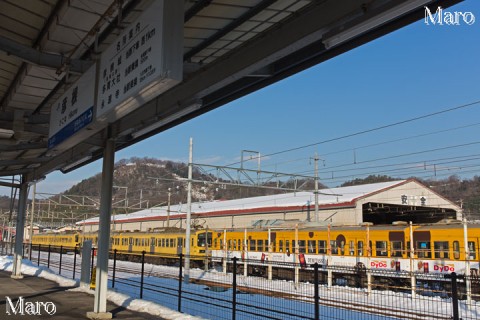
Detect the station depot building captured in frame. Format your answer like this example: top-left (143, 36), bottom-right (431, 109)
top-left (78, 179), bottom-right (462, 232)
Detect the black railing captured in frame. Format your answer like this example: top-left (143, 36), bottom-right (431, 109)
top-left (19, 244), bottom-right (479, 320)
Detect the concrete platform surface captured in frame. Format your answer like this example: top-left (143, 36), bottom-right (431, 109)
top-left (0, 271), bottom-right (164, 319)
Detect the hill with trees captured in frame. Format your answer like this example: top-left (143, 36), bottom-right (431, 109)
top-left (1, 161), bottom-right (479, 221)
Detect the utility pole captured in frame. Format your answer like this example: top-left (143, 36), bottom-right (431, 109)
top-left (313, 153), bottom-right (319, 222)
top-left (185, 138), bottom-right (193, 283)
top-left (167, 188), bottom-right (171, 228)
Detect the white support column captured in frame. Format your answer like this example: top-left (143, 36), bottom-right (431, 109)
top-left (294, 224), bottom-right (299, 286)
top-left (243, 228), bottom-right (248, 277)
top-left (88, 137), bottom-right (115, 320)
top-left (268, 228), bottom-right (272, 280)
top-left (463, 219), bottom-right (472, 305)
top-left (327, 224), bottom-right (332, 288)
top-left (11, 177), bottom-right (28, 279)
top-left (366, 224), bottom-right (371, 295)
top-left (409, 221), bottom-right (416, 298)
top-left (223, 228), bottom-right (227, 273)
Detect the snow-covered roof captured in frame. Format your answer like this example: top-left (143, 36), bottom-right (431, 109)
top-left (79, 180), bottom-right (408, 225)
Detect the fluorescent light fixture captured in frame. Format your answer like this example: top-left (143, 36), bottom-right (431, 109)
top-left (61, 155), bottom-right (92, 172)
top-left (323, 0), bottom-right (432, 49)
top-left (0, 128), bottom-right (14, 139)
top-left (131, 100), bottom-right (203, 139)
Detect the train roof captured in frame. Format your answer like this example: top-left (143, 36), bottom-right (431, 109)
top-left (222, 223), bottom-right (411, 233)
top-left (415, 222), bottom-right (480, 231)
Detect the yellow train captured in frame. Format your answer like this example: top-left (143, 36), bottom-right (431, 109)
top-left (31, 221), bottom-right (480, 277)
top-left (31, 228), bottom-right (212, 265)
top-left (210, 221), bottom-right (480, 279)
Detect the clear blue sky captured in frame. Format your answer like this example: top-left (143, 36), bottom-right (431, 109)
top-left (2, 1), bottom-right (479, 197)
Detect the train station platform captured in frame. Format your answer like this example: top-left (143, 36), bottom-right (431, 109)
top-left (0, 271), bottom-right (163, 319)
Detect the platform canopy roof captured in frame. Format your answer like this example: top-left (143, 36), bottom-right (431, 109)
top-left (0, 0), bottom-right (462, 185)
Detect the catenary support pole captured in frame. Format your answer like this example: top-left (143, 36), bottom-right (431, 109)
top-left (11, 177), bottom-right (28, 279)
top-left (184, 137), bottom-right (193, 283)
top-left (88, 137), bottom-right (115, 319)
top-left (314, 153), bottom-right (319, 222)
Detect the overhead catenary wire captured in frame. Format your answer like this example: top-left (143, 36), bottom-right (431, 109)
top-left (224, 99), bottom-right (480, 166)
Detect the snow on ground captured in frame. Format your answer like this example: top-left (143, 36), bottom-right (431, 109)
top-left (0, 255), bottom-right (203, 320)
top-left (3, 251), bottom-right (480, 320)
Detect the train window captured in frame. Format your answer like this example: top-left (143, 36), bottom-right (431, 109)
top-left (434, 241), bottom-right (449, 259)
top-left (146, 239), bottom-right (149, 246)
top-left (348, 241), bottom-right (355, 256)
top-left (220, 239), bottom-right (224, 250)
top-left (258, 240), bottom-right (264, 252)
top-left (357, 241), bottom-right (364, 256)
top-left (416, 241), bottom-right (431, 258)
top-left (298, 240), bottom-right (306, 253)
top-left (292, 241), bottom-right (296, 252)
top-left (171, 239), bottom-right (175, 247)
top-left (330, 240), bottom-right (338, 255)
top-left (453, 241), bottom-right (460, 259)
top-left (228, 239), bottom-right (232, 250)
top-left (286, 240), bottom-right (290, 253)
top-left (214, 239), bottom-right (217, 249)
top-left (197, 233), bottom-right (212, 247)
top-left (391, 241), bottom-right (403, 257)
top-left (318, 240), bottom-right (326, 254)
top-left (250, 240), bottom-right (256, 251)
top-left (279, 240), bottom-right (284, 252)
top-left (468, 242), bottom-right (476, 259)
top-left (308, 240), bottom-right (316, 253)
top-left (376, 241), bottom-right (388, 256)
top-left (160, 239), bottom-right (165, 247)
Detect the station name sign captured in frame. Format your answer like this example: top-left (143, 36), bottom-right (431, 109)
top-left (48, 66), bottom-right (95, 149)
top-left (48, 0), bottom-right (183, 150)
top-left (96, 0), bottom-right (183, 121)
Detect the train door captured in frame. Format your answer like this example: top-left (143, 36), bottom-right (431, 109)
top-left (278, 236), bottom-right (291, 261)
top-left (389, 231), bottom-right (405, 258)
top-left (177, 237), bottom-right (183, 255)
top-left (128, 237), bottom-right (133, 253)
top-left (150, 237), bottom-right (155, 254)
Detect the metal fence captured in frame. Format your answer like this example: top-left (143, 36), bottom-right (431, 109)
top-left (1, 242), bottom-right (479, 320)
